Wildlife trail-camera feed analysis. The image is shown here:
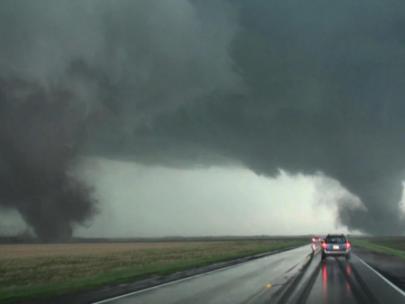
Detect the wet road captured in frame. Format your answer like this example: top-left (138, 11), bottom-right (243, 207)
top-left (305, 257), bottom-right (365, 304)
top-left (94, 245), bottom-right (311, 304)
top-left (304, 254), bottom-right (405, 304)
top-left (94, 246), bottom-right (405, 304)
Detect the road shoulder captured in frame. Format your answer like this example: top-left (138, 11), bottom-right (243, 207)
top-left (353, 248), bottom-right (405, 292)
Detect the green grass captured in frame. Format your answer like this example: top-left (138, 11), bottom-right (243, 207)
top-left (352, 238), bottom-right (405, 260)
top-left (0, 239), bottom-right (306, 303)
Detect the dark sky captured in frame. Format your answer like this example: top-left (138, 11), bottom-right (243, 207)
top-left (1, 0), bottom-right (405, 239)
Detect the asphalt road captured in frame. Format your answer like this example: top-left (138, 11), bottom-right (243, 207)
top-left (298, 253), bottom-right (405, 304)
top-left (94, 245), bottom-right (405, 304)
top-left (94, 245), bottom-right (311, 304)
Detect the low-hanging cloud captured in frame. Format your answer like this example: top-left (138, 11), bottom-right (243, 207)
top-left (1, 0), bottom-right (405, 238)
top-left (118, 0), bottom-right (405, 235)
top-left (0, 0), bottom-right (240, 240)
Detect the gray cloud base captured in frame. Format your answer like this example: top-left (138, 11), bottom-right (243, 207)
top-left (1, 0), bottom-right (404, 238)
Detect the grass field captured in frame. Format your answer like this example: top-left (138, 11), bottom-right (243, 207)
top-left (0, 239), bottom-right (306, 303)
top-left (352, 237), bottom-right (405, 260)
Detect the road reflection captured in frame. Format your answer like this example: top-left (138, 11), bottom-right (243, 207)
top-left (322, 262), bottom-right (328, 302)
top-left (321, 258), bottom-right (354, 303)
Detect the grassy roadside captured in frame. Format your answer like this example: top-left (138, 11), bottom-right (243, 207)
top-left (352, 238), bottom-right (405, 260)
top-left (0, 239), bottom-right (306, 303)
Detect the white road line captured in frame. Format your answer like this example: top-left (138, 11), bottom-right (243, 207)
top-left (93, 246), bottom-right (309, 304)
top-left (93, 272), bottom-right (210, 304)
top-left (93, 259), bottom-right (257, 304)
top-left (356, 256), bottom-right (405, 297)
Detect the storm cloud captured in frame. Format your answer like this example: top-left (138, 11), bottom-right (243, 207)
top-left (1, 0), bottom-right (405, 238)
top-left (0, 0), bottom-right (239, 240)
top-left (112, 0), bottom-right (405, 234)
